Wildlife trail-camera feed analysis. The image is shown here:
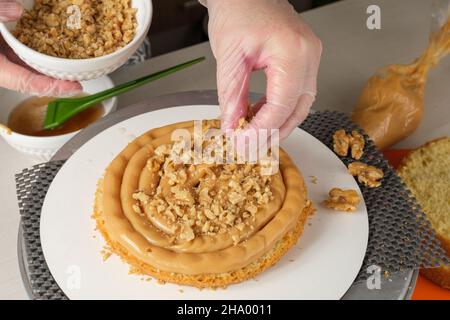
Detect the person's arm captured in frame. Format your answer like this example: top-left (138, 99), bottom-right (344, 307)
top-left (204, 0), bottom-right (322, 139)
top-left (0, 1), bottom-right (81, 96)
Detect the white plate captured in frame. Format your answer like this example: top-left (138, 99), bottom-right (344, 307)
top-left (40, 105), bottom-right (368, 300)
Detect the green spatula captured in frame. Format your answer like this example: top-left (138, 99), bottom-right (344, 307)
top-left (43, 57), bottom-right (205, 130)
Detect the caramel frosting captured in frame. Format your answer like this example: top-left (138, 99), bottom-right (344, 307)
top-left (352, 18), bottom-right (450, 150)
top-left (97, 120), bottom-right (308, 275)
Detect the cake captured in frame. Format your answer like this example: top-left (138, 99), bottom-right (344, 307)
top-left (93, 119), bottom-right (313, 288)
top-left (398, 137), bottom-right (450, 289)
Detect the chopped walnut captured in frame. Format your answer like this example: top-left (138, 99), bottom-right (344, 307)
top-left (245, 203), bottom-right (258, 215)
top-left (324, 188), bottom-right (361, 212)
top-left (231, 233), bottom-right (240, 245)
top-left (132, 192), bottom-right (150, 205)
top-left (348, 162), bottom-right (383, 187)
top-left (238, 118), bottom-right (247, 129)
top-left (155, 144), bottom-right (171, 156)
top-left (132, 204), bottom-right (142, 215)
top-left (228, 192), bottom-right (246, 205)
top-left (146, 158), bottom-right (161, 173)
top-left (179, 224), bottom-right (195, 241)
top-left (170, 186), bottom-right (194, 206)
top-left (333, 129), bottom-right (365, 160)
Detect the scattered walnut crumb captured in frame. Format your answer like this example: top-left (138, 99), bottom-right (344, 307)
top-left (100, 246), bottom-right (113, 261)
top-left (132, 204), bottom-right (142, 215)
top-left (132, 138), bottom-right (273, 245)
top-left (348, 162), bottom-right (383, 187)
top-left (132, 191), bottom-right (149, 204)
top-left (332, 129), bottom-right (365, 160)
top-left (237, 117), bottom-right (250, 130)
top-left (179, 224), bottom-right (195, 241)
top-left (323, 188), bottom-right (361, 212)
top-left (128, 266), bottom-right (141, 275)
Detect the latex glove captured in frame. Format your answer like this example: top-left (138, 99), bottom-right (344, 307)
top-left (0, 1), bottom-right (81, 96)
top-left (206, 0), bottom-right (322, 139)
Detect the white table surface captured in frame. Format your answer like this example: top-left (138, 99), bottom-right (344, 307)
top-left (0, 0), bottom-right (448, 299)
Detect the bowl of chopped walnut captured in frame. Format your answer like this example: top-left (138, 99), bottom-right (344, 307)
top-left (0, 0), bottom-right (152, 81)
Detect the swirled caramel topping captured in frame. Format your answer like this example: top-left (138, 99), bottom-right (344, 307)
top-left (98, 120), bottom-right (308, 276)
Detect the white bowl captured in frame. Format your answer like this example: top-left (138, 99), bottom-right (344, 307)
top-left (0, 0), bottom-right (152, 81)
top-left (0, 76), bottom-right (117, 162)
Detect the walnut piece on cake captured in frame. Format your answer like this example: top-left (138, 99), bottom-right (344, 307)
top-left (332, 129), bottom-right (365, 160)
top-left (324, 188), bottom-right (361, 212)
top-left (348, 161), bottom-right (383, 187)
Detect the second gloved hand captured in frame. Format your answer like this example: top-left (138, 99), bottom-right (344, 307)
top-left (207, 0), bottom-right (322, 139)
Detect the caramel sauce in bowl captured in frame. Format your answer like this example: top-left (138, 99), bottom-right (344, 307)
top-left (0, 76), bottom-right (117, 161)
top-left (7, 96), bottom-right (104, 137)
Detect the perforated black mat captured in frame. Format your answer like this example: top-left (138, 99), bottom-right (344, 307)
top-left (15, 111), bottom-right (449, 300)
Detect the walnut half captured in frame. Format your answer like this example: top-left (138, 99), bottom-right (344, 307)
top-left (348, 161), bottom-right (383, 188)
top-left (324, 188), bottom-right (361, 212)
top-left (332, 129), bottom-right (365, 160)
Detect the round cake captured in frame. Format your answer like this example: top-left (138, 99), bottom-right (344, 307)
top-left (93, 120), bottom-right (313, 288)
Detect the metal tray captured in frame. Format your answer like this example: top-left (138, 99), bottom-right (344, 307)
top-left (17, 90), bottom-right (419, 300)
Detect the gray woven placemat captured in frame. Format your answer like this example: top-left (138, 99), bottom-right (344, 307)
top-left (15, 111), bottom-right (449, 300)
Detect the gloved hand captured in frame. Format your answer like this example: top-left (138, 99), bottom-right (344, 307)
top-left (0, 1), bottom-right (81, 96)
top-left (206, 0), bottom-right (322, 139)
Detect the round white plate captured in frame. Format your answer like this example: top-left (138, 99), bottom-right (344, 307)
top-left (41, 105), bottom-right (368, 300)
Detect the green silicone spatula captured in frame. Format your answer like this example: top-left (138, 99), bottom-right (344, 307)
top-left (43, 57), bottom-right (205, 130)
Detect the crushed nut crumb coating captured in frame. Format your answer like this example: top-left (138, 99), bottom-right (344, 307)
top-left (324, 188), bottom-right (361, 212)
top-left (132, 141), bottom-right (274, 245)
top-left (333, 129), bottom-right (365, 160)
top-left (14, 0), bottom-right (137, 59)
top-left (348, 161), bottom-right (383, 187)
